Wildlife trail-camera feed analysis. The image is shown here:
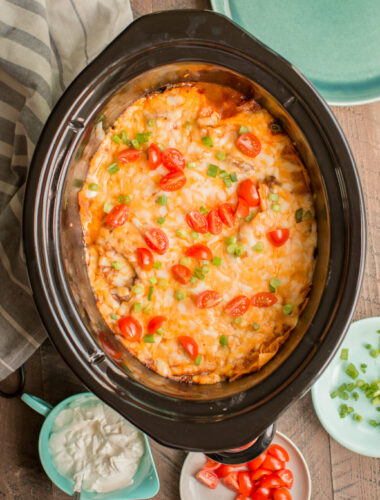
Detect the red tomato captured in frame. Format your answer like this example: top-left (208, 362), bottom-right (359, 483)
top-left (208, 209), bottom-right (223, 234)
top-left (251, 487), bottom-right (271, 500)
top-left (117, 148), bottom-right (141, 163)
top-left (144, 228), bottom-right (169, 254)
top-left (225, 295), bottom-right (250, 316)
top-left (204, 458), bottom-right (221, 471)
top-left (237, 179), bottom-right (260, 207)
top-left (238, 471), bottom-right (253, 497)
top-left (162, 147), bottom-right (185, 171)
top-left (223, 472), bottom-right (240, 492)
top-left (236, 132), bottom-right (261, 158)
top-left (186, 211), bottom-right (209, 233)
top-left (178, 336), bottom-right (199, 360)
top-left (235, 197), bottom-right (250, 218)
top-left (106, 204), bottom-right (129, 227)
top-left (118, 316), bottom-right (142, 342)
top-left (236, 496), bottom-right (248, 500)
top-left (260, 473), bottom-right (285, 489)
top-left (160, 170), bottom-right (186, 191)
top-left (251, 292), bottom-right (278, 308)
top-left (272, 487), bottom-right (292, 500)
top-left (262, 455), bottom-right (285, 471)
top-left (267, 228), bottom-right (290, 247)
top-left (137, 247), bottom-right (154, 270)
top-left (250, 468), bottom-right (272, 481)
top-left (147, 315), bottom-right (167, 335)
top-left (276, 469), bottom-right (294, 489)
top-left (247, 452), bottom-right (267, 471)
top-left (195, 469), bottom-right (219, 489)
top-left (218, 203), bottom-right (236, 227)
top-left (186, 244), bottom-right (213, 261)
top-left (148, 143), bottom-right (162, 170)
top-left (99, 332), bottom-right (122, 361)
top-left (196, 290), bottom-right (222, 309)
top-left (171, 264), bottom-right (191, 284)
top-left (216, 465), bottom-right (239, 478)
top-left (268, 444), bottom-right (290, 463)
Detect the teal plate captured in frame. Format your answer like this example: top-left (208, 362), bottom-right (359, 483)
top-left (311, 317), bottom-right (380, 457)
top-left (211, 0), bottom-right (380, 105)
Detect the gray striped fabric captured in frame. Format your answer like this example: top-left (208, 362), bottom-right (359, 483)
top-left (0, 0), bottom-right (133, 380)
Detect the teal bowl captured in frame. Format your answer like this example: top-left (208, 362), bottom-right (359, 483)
top-left (21, 392), bottom-right (160, 499)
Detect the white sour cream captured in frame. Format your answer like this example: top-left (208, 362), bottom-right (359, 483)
top-left (48, 395), bottom-right (145, 493)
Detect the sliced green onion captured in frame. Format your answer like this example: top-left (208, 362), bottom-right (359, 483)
top-left (373, 396), bottom-right (380, 406)
top-left (360, 363), bottom-right (367, 369)
top-left (135, 132), bottom-right (152, 144)
top-left (107, 163), bottom-right (119, 175)
top-left (132, 285), bottom-right (143, 295)
top-left (120, 130), bottom-right (129, 145)
top-left (191, 231), bottom-right (199, 240)
top-left (227, 243), bottom-right (237, 254)
top-left (187, 162), bottom-right (196, 169)
top-left (73, 179), bottom-right (84, 188)
top-left (131, 138), bottom-right (140, 149)
top-left (340, 348), bottom-right (349, 360)
top-left (230, 172), bottom-right (238, 182)
top-left (295, 208), bottom-right (304, 223)
top-left (252, 241), bottom-right (264, 253)
top-left (346, 363), bottom-right (359, 380)
top-left (175, 290), bottom-right (185, 301)
top-left (252, 322), bottom-right (260, 331)
top-left (347, 383), bottom-right (355, 391)
top-left (153, 261), bottom-right (162, 270)
top-left (110, 313), bottom-right (118, 320)
top-left (143, 305), bottom-right (152, 314)
top-left (133, 302), bottom-right (142, 313)
top-left (180, 257), bottom-right (190, 266)
top-left (219, 335), bottom-right (228, 346)
top-left (269, 122), bottom-right (283, 134)
top-left (195, 355), bottom-right (202, 366)
top-left (233, 317), bottom-right (242, 325)
top-left (219, 169), bottom-right (228, 179)
top-left (148, 277), bottom-right (157, 285)
top-left (201, 265), bottom-right (209, 275)
top-left (369, 419), bottom-right (377, 427)
top-left (212, 256), bottom-right (222, 267)
top-left (239, 125), bottom-right (249, 135)
top-left (268, 192), bottom-right (279, 202)
top-left (353, 413), bottom-right (363, 422)
top-left (234, 244), bottom-right (245, 257)
top-left (269, 278), bottom-right (281, 292)
top-left (282, 303), bottom-right (294, 315)
top-left (176, 229), bottom-right (187, 239)
top-left (338, 383), bottom-right (347, 392)
top-left (112, 261), bottom-right (121, 270)
top-left (158, 278), bottom-right (168, 289)
top-left (157, 217), bottom-right (165, 225)
top-left (304, 210), bottom-right (313, 219)
top-left (365, 344), bottom-right (372, 349)
top-left (118, 194), bottom-right (131, 203)
top-left (148, 286), bottom-right (154, 301)
top-left (111, 134), bottom-right (122, 144)
top-left (157, 143), bottom-right (165, 152)
top-left (199, 206), bottom-right (208, 215)
top-left (330, 390), bottom-right (339, 399)
top-left (158, 195), bottom-right (168, 206)
top-left (103, 202), bottom-right (113, 213)
top-left (272, 203), bottom-right (281, 212)
top-left (340, 392), bottom-right (349, 400)
top-left (207, 164), bottom-right (219, 177)
top-left (193, 268), bottom-right (205, 280)
top-left (352, 391), bottom-right (359, 400)
top-left (143, 334), bottom-right (155, 343)
top-left (156, 327), bottom-right (164, 335)
top-left (147, 119), bottom-right (155, 127)
top-left (224, 176), bottom-right (232, 187)
top-left (190, 276), bottom-right (197, 283)
top-left (369, 349), bottom-right (379, 358)
top-left (202, 136), bottom-right (213, 147)
top-left (346, 406), bottom-right (354, 414)
top-left (225, 236), bottom-right (237, 245)
top-left (216, 150), bottom-right (226, 161)
top-left (89, 183), bottom-right (99, 191)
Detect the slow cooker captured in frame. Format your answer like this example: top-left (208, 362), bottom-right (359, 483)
top-left (23, 10), bottom-right (365, 463)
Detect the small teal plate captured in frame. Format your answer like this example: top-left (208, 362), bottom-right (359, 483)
top-left (211, 0), bottom-right (380, 105)
top-left (311, 317), bottom-right (380, 457)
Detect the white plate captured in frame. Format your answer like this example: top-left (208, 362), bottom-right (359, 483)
top-left (180, 432), bottom-right (311, 500)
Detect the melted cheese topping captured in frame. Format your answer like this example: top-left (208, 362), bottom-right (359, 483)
top-left (79, 83), bottom-right (317, 384)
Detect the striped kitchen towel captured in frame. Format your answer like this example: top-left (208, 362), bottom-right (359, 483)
top-left (0, 0), bottom-right (133, 380)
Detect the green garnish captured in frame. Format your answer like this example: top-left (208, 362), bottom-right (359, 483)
top-left (156, 328), bottom-right (164, 335)
top-left (225, 236), bottom-right (237, 245)
top-left (89, 183), bottom-right (99, 191)
top-left (153, 261), bottom-right (162, 270)
top-left (135, 132), bottom-right (152, 144)
top-left (207, 164), bottom-right (219, 177)
top-left (295, 208), bottom-right (304, 223)
top-left (201, 265), bottom-right (209, 275)
top-left (187, 162), bottom-right (196, 168)
top-left (338, 383), bottom-right (347, 392)
top-left (190, 276), bottom-right (197, 283)
top-left (216, 150), bottom-right (226, 161)
top-left (112, 261), bottom-right (121, 270)
top-left (353, 413), bottom-right (363, 422)
top-left (195, 355), bottom-right (202, 366)
top-left (269, 278), bottom-right (281, 292)
top-left (233, 317), bottom-right (242, 325)
top-left (370, 349), bottom-right (379, 358)
top-left (238, 125), bottom-right (249, 135)
top-left (200, 206), bottom-right (208, 215)
top-left (219, 335), bottom-right (228, 346)
top-left (269, 122), bottom-right (283, 134)
top-left (282, 303), bottom-right (294, 315)
top-left (191, 231), bottom-right (199, 240)
top-left (111, 134), bottom-right (122, 144)
top-left (158, 278), bottom-right (168, 289)
top-left (157, 143), bottom-right (165, 152)
top-left (147, 119), bottom-right (155, 127)
top-left (202, 136), bottom-right (213, 147)
top-left (131, 139), bottom-right (140, 149)
top-left (94, 113), bottom-right (106, 124)
top-left (252, 241), bottom-right (264, 253)
top-left (230, 172), bottom-right (238, 182)
top-left (180, 257), bottom-right (190, 266)
top-left (369, 419), bottom-right (377, 427)
top-left (118, 194), bottom-right (131, 203)
top-left (157, 217), bottom-right (165, 225)
top-left (193, 268), bottom-right (205, 280)
top-left (268, 192), bottom-right (279, 202)
top-left (347, 383), bottom-right (355, 391)
top-left (132, 285), bottom-right (143, 295)
top-left (352, 391), bottom-right (359, 401)
top-left (148, 286), bottom-right (154, 301)
top-left (330, 390), bottom-right (339, 399)
top-left (340, 392), bottom-right (349, 400)
top-left (304, 210), bottom-right (313, 219)
top-left (110, 313), bottom-right (118, 320)
top-left (212, 256), bottom-right (222, 267)
top-left (219, 170), bottom-right (228, 179)
top-left (340, 348), bottom-right (349, 360)
top-left (107, 163), bottom-right (119, 175)
top-left (175, 290), bottom-right (185, 301)
top-left (252, 322), bottom-right (260, 331)
top-left (244, 211), bottom-right (254, 223)
top-left (148, 277), bottom-right (157, 285)
top-left (227, 244), bottom-right (237, 254)
top-left (234, 244), bottom-right (245, 257)
top-left (143, 334), bottom-right (155, 343)
top-left (176, 229), bottom-right (187, 239)
top-left (120, 130), bottom-right (130, 145)
top-left (143, 305), bottom-right (152, 314)
top-left (133, 302), bottom-right (141, 313)
top-left (365, 344), bottom-right (372, 349)
top-left (224, 176), bottom-right (232, 187)
top-left (272, 203), bottom-right (281, 212)
top-left (346, 363), bottom-right (359, 380)
top-left (158, 195), bottom-right (168, 206)
top-left (103, 202), bottom-right (113, 213)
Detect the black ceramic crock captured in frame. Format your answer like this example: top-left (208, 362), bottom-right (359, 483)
top-left (23, 10), bottom-right (365, 462)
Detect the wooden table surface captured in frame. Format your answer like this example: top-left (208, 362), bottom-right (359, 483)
top-left (0, 1), bottom-right (379, 499)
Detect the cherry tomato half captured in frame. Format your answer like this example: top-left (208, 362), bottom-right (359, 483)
top-left (236, 495), bottom-right (248, 500)
top-left (235, 197), bottom-right (250, 218)
top-left (223, 472), bottom-right (240, 492)
top-left (247, 452), bottom-right (267, 471)
top-left (106, 204), bottom-right (129, 227)
top-left (236, 132), bottom-right (261, 158)
top-left (186, 244), bottom-right (213, 261)
top-left (251, 292), bottom-right (278, 308)
top-left (137, 247), bottom-right (154, 270)
top-left (276, 469), bottom-right (294, 489)
top-left (208, 209), bottom-right (223, 235)
top-left (196, 290), bottom-right (222, 309)
top-left (267, 228), bottom-right (290, 247)
top-left (216, 465), bottom-right (239, 478)
top-left (186, 210), bottom-right (209, 233)
top-left (237, 179), bottom-right (260, 207)
top-left (238, 471), bottom-right (253, 497)
top-left (178, 336), bottom-right (199, 360)
top-left (262, 455), bottom-right (285, 471)
top-left (195, 469), bottom-right (219, 489)
top-left (260, 473), bottom-right (285, 489)
top-left (250, 468), bottom-right (272, 481)
top-left (147, 315), bottom-right (167, 335)
top-left (272, 487), bottom-right (292, 500)
top-left (162, 147), bottom-right (185, 171)
top-left (218, 203), bottom-right (236, 228)
top-left (171, 264), bottom-right (192, 284)
top-left (144, 228), bottom-right (169, 255)
top-left (268, 444), bottom-right (290, 463)
top-left (251, 487), bottom-right (271, 500)
top-left (99, 332), bottom-right (122, 361)
top-left (148, 143), bottom-right (162, 170)
top-left (160, 170), bottom-right (186, 191)
top-left (225, 295), bottom-right (250, 317)
top-left (204, 458), bottom-right (221, 471)
top-left (117, 148), bottom-right (141, 163)
top-left (118, 316), bottom-right (142, 342)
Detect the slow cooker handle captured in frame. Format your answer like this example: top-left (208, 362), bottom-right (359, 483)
top-left (205, 423), bottom-right (276, 465)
